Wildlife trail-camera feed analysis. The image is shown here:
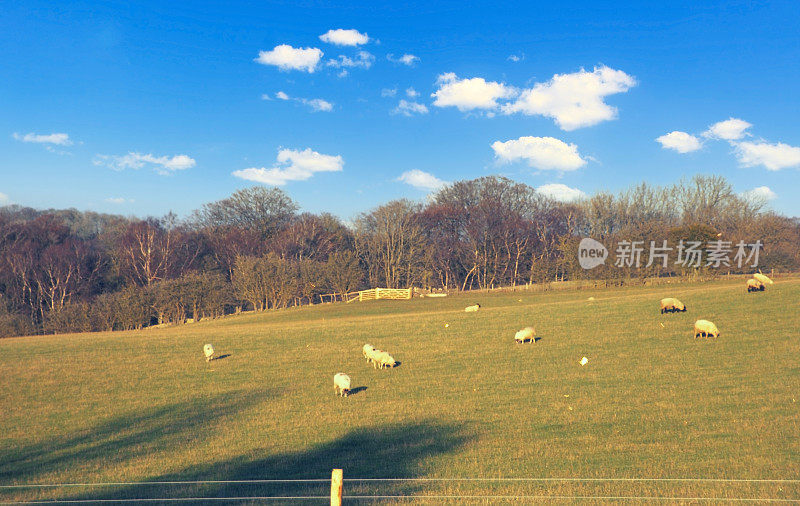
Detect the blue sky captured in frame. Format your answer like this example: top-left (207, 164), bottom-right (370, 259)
top-left (2, 0), bottom-right (800, 219)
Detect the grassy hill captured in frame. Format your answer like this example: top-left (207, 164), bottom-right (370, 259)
top-left (2, 277), bottom-right (799, 502)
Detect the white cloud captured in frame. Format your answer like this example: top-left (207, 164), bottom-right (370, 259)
top-left (740, 186), bottom-right (777, 202)
top-left (734, 140), bottom-right (800, 171)
top-left (299, 98), bottom-right (334, 112)
top-left (105, 197), bottom-right (135, 204)
top-left (432, 73), bottom-right (517, 112)
top-left (703, 118), bottom-right (751, 140)
top-left (491, 136), bottom-right (587, 171)
top-left (507, 54), bottom-right (524, 62)
top-left (94, 152), bottom-right (196, 175)
top-left (319, 29), bottom-right (369, 46)
top-left (13, 132), bottom-right (73, 146)
top-left (275, 91), bottom-right (290, 100)
top-left (397, 169), bottom-right (448, 191)
top-left (405, 87), bottom-right (419, 98)
top-left (536, 183), bottom-right (587, 202)
top-left (254, 44), bottom-right (323, 73)
top-left (0, 192), bottom-right (9, 205)
top-left (381, 88), bottom-right (397, 97)
top-left (501, 66), bottom-right (636, 130)
top-left (656, 131), bottom-right (703, 153)
top-left (232, 148), bottom-right (343, 186)
top-left (392, 100), bottom-right (429, 116)
top-left (327, 51), bottom-right (374, 69)
top-left (387, 53), bottom-right (420, 66)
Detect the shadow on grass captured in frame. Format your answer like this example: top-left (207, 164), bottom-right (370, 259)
top-left (0, 390), bottom-right (267, 485)
top-left (348, 386), bottom-right (368, 396)
top-left (54, 420), bottom-right (472, 503)
top-left (212, 354), bottom-right (232, 361)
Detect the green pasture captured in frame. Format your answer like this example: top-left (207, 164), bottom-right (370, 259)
top-left (1, 277), bottom-right (799, 503)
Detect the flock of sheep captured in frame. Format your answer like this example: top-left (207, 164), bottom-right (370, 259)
top-left (660, 274), bottom-right (773, 339)
top-left (201, 273), bottom-right (775, 397)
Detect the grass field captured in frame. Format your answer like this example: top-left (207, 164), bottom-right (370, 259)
top-left (2, 277), bottom-right (799, 503)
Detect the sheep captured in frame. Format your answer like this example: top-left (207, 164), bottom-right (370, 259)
top-left (363, 344), bottom-right (376, 362)
top-left (753, 273), bottom-right (773, 286)
top-left (203, 344), bottom-right (215, 362)
top-left (746, 278), bottom-right (765, 292)
top-left (660, 297), bottom-right (686, 314)
top-left (694, 320), bottom-right (719, 339)
top-left (514, 327), bottom-right (536, 344)
top-left (464, 304), bottom-right (481, 312)
top-left (333, 373), bottom-right (351, 397)
top-left (376, 351), bottom-right (397, 369)
top-left (365, 347), bottom-right (383, 367)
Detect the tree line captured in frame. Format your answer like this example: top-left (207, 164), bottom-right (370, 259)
top-left (1, 175), bottom-right (798, 337)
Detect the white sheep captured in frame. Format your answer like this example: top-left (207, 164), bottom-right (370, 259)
top-left (333, 373), bottom-right (351, 397)
top-left (376, 351), bottom-right (397, 369)
top-left (464, 304), bottom-right (481, 312)
top-left (365, 347), bottom-right (383, 367)
top-left (203, 344), bottom-right (214, 362)
top-left (363, 344), bottom-right (376, 362)
top-left (746, 278), bottom-right (765, 292)
top-left (660, 297), bottom-right (686, 313)
top-left (514, 327), bottom-right (536, 344)
top-left (694, 320), bottom-right (719, 339)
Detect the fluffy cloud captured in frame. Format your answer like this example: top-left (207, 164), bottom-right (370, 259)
top-left (501, 66), bottom-right (636, 130)
top-left (300, 98), bottom-right (333, 112)
top-left (232, 148), bottom-right (343, 186)
top-left (319, 29), bottom-right (369, 46)
top-left (392, 100), bottom-right (428, 116)
top-left (734, 140), bottom-right (800, 171)
top-left (491, 136), bottom-right (587, 171)
top-left (397, 169), bottom-right (447, 191)
top-left (405, 87), bottom-right (419, 98)
top-left (94, 152), bottom-right (196, 175)
top-left (0, 192), bottom-right (9, 205)
top-left (13, 132), bottom-right (73, 145)
top-left (432, 73), bottom-right (517, 112)
top-left (703, 118), bottom-right (751, 140)
top-left (255, 44), bottom-right (323, 72)
top-left (105, 197), bottom-right (135, 204)
top-left (740, 186), bottom-right (777, 202)
top-left (387, 53), bottom-right (420, 66)
top-left (507, 54), bottom-right (524, 62)
top-left (656, 131), bottom-right (703, 153)
top-left (327, 51), bottom-right (374, 69)
top-left (536, 183), bottom-right (587, 202)
top-left (275, 91), bottom-right (290, 100)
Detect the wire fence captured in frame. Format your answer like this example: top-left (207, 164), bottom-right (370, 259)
top-left (2, 476), bottom-right (799, 504)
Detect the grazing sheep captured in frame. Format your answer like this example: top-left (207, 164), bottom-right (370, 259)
top-left (203, 344), bottom-right (215, 362)
top-left (365, 347), bottom-right (383, 367)
top-left (754, 273), bottom-right (774, 286)
top-left (464, 304), bottom-right (481, 312)
top-left (746, 278), bottom-right (765, 292)
top-left (660, 297), bottom-right (686, 314)
top-left (694, 320), bottom-right (719, 339)
top-left (363, 344), bottom-right (376, 362)
top-left (376, 351), bottom-right (397, 369)
top-left (333, 373), bottom-right (351, 397)
top-left (514, 327), bottom-right (536, 344)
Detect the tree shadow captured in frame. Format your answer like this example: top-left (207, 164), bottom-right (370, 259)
top-left (42, 420), bottom-right (472, 503)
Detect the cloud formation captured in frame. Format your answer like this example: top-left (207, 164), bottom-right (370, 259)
top-left (0, 192), bottom-right (9, 205)
top-left (405, 87), bottom-right (419, 98)
top-left (13, 132), bottom-right (72, 145)
top-left (502, 66), bottom-right (636, 130)
top-left (319, 29), bottom-right (369, 46)
top-left (381, 88), bottom-right (397, 97)
top-left (327, 51), bottom-right (375, 70)
top-left (105, 197), bottom-right (135, 204)
top-left (703, 118), bottom-right (751, 140)
top-left (740, 185), bottom-right (777, 202)
top-left (266, 92), bottom-right (333, 111)
top-left (94, 152), bottom-right (196, 175)
top-left (232, 148), bottom-right (343, 186)
top-left (397, 169), bottom-right (447, 191)
top-left (432, 73), bottom-right (517, 112)
top-left (255, 44), bottom-right (323, 72)
top-left (656, 131), bottom-right (703, 153)
top-left (491, 136), bottom-right (587, 171)
top-left (275, 91), bottom-right (290, 100)
top-left (734, 140), bottom-right (800, 171)
top-left (536, 183), bottom-right (587, 202)
top-left (387, 53), bottom-right (420, 66)
top-left (392, 100), bottom-right (428, 116)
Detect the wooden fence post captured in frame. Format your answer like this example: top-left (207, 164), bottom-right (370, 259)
top-left (331, 468), bottom-right (343, 506)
